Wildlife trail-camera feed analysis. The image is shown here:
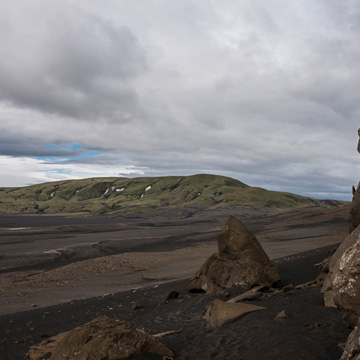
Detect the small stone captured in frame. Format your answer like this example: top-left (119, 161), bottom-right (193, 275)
top-left (131, 301), bottom-right (142, 310)
top-left (216, 291), bottom-right (230, 301)
top-left (165, 290), bottom-right (179, 303)
top-left (282, 284), bottom-right (294, 292)
top-left (274, 310), bottom-right (288, 319)
top-left (305, 322), bottom-right (321, 331)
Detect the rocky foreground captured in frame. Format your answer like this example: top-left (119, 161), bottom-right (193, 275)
top-left (0, 201), bottom-right (358, 360)
top-left (0, 244), bottom-right (350, 360)
top-left (0, 202), bottom-right (357, 360)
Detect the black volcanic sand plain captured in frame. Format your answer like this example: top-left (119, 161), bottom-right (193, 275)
top-left (0, 205), bottom-right (353, 359)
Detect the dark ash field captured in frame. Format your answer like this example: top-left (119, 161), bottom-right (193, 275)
top-left (0, 204), bottom-right (352, 359)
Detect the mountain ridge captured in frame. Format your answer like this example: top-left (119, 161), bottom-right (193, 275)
top-left (0, 174), bottom-right (348, 216)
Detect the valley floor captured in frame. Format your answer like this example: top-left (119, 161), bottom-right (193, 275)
top-left (0, 205), bottom-right (352, 359)
top-left (0, 205), bottom-right (349, 315)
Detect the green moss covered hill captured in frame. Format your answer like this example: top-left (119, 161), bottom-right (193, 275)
top-left (0, 174), bottom-right (347, 216)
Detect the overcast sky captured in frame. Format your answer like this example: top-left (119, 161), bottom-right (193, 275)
top-left (0, 1), bottom-right (359, 200)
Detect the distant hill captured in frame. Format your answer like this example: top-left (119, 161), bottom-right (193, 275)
top-left (0, 174), bottom-right (348, 216)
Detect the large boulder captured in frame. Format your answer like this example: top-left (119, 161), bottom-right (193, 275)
top-left (189, 215), bottom-right (280, 293)
top-left (322, 225), bottom-right (360, 324)
top-left (27, 315), bottom-right (173, 360)
top-left (322, 225), bottom-right (360, 305)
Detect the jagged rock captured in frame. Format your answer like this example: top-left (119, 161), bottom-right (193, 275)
top-left (27, 315), bottom-right (173, 360)
top-left (203, 298), bottom-right (266, 329)
top-left (27, 333), bottom-right (68, 360)
top-left (350, 183), bottom-right (360, 233)
top-left (322, 225), bottom-right (360, 305)
top-left (340, 321), bottom-right (360, 360)
top-left (189, 215), bottom-right (280, 293)
top-left (189, 253), bottom-right (223, 293)
top-left (322, 226), bottom-right (360, 324)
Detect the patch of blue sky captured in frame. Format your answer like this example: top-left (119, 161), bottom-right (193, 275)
top-left (34, 151), bottom-right (103, 162)
top-left (73, 151), bottom-right (103, 160)
top-left (34, 168), bottom-right (72, 174)
top-left (46, 143), bottom-right (82, 150)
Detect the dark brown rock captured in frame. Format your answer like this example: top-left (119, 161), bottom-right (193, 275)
top-left (27, 315), bottom-right (173, 360)
top-left (165, 290), bottom-right (179, 303)
top-left (217, 215), bottom-right (268, 261)
top-left (323, 226), bottom-right (360, 324)
top-left (189, 215), bottom-right (280, 293)
top-left (131, 301), bottom-right (142, 310)
top-left (188, 253), bottom-right (223, 293)
top-left (28, 333), bottom-right (68, 360)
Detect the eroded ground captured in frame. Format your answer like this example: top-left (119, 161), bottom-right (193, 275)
top-left (0, 205), bottom-right (350, 315)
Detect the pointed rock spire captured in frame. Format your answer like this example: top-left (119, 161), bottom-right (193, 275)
top-left (189, 215), bottom-right (280, 293)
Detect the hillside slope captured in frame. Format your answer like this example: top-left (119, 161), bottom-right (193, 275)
top-left (0, 174), bottom-right (347, 216)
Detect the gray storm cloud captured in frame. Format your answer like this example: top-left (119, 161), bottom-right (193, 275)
top-left (0, 0), bottom-right (359, 199)
top-left (0, 2), bottom-right (146, 120)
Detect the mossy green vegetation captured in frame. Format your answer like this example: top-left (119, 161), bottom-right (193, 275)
top-left (0, 174), bottom-right (347, 215)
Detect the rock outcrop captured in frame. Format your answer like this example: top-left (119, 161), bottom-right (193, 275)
top-left (350, 183), bottom-right (360, 233)
top-left (323, 226), bottom-right (360, 325)
top-left (189, 215), bottom-right (280, 293)
top-left (327, 129), bottom-right (360, 359)
top-left (349, 129), bottom-right (360, 233)
top-left (28, 315), bottom-right (173, 360)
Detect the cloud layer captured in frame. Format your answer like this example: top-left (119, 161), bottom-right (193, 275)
top-left (0, 0), bottom-right (359, 200)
